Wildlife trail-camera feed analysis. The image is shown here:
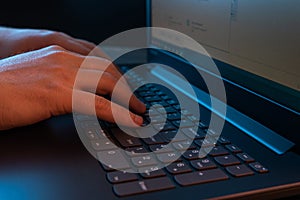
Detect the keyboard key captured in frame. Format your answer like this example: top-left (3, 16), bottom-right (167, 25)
top-left (218, 137), bottom-right (231, 145)
top-left (86, 130), bottom-right (99, 140)
top-left (139, 167), bottom-right (166, 179)
top-left (145, 96), bottom-right (161, 102)
top-left (147, 115), bottom-right (165, 124)
top-left (172, 140), bottom-right (196, 151)
top-left (91, 139), bottom-right (117, 151)
top-left (166, 161), bottom-right (192, 174)
top-left (153, 122), bottom-right (176, 131)
top-left (166, 100), bottom-right (178, 105)
top-left (205, 146), bottom-right (229, 157)
top-left (226, 164), bottom-right (254, 177)
top-left (111, 128), bottom-right (142, 148)
top-left (151, 101), bottom-right (169, 107)
top-left (198, 122), bottom-right (208, 129)
top-left (139, 91), bottom-right (156, 97)
top-left (97, 150), bottom-right (130, 170)
top-left (249, 162), bottom-right (269, 173)
top-left (156, 152), bottom-right (182, 163)
top-left (157, 106), bottom-right (177, 114)
top-left (214, 155), bottom-right (241, 166)
top-left (161, 95), bottom-right (171, 100)
top-left (190, 158), bottom-right (217, 170)
top-left (132, 155), bottom-right (158, 167)
top-left (187, 115), bottom-right (200, 123)
top-left (160, 130), bottom-right (188, 142)
top-left (113, 177), bottom-right (175, 197)
top-left (125, 146), bottom-right (148, 157)
top-left (142, 135), bottom-right (165, 145)
top-left (173, 104), bottom-right (181, 110)
top-left (174, 169), bottom-right (229, 186)
top-left (167, 112), bottom-right (182, 121)
top-left (183, 149), bottom-right (205, 160)
top-left (225, 144), bottom-right (242, 153)
top-left (194, 138), bottom-right (217, 148)
top-left (172, 119), bottom-right (195, 128)
top-left (181, 109), bottom-right (193, 116)
top-left (237, 153), bottom-right (255, 163)
top-left (107, 171), bottom-right (138, 184)
top-left (181, 127), bottom-right (206, 139)
top-left (149, 144), bottom-right (174, 153)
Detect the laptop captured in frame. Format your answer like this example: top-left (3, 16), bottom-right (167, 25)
top-left (0, 0), bottom-right (299, 200)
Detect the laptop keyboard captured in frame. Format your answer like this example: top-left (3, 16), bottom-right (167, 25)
top-left (78, 66), bottom-right (269, 197)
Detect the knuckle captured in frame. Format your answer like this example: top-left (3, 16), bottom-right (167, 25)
top-left (45, 46), bottom-right (72, 62)
top-left (47, 44), bottom-right (65, 52)
top-left (45, 30), bottom-right (66, 41)
top-left (95, 96), bottom-right (109, 112)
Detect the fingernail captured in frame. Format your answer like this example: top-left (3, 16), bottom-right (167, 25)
top-left (134, 115), bottom-right (143, 125)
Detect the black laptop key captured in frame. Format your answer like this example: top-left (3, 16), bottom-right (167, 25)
top-left (91, 139), bottom-right (117, 151)
top-left (157, 106), bottom-right (177, 114)
top-left (225, 144), bottom-right (242, 153)
top-left (237, 153), bottom-right (255, 163)
top-left (166, 161), bottom-right (192, 174)
top-left (161, 95), bottom-right (171, 100)
top-left (113, 177), bottom-right (175, 197)
top-left (167, 112), bottom-right (182, 121)
top-left (160, 130), bottom-right (188, 142)
top-left (139, 167), bottom-right (166, 179)
top-left (144, 96), bottom-right (161, 102)
top-left (174, 169), bottom-right (229, 186)
top-left (107, 171), bottom-right (139, 184)
top-left (217, 136), bottom-right (231, 145)
top-left (190, 158), bottom-right (217, 170)
top-left (111, 128), bottom-right (142, 148)
top-left (156, 152), bottom-right (182, 163)
top-left (183, 149), bottom-right (204, 160)
top-left (153, 122), bottom-right (176, 131)
top-left (139, 91), bottom-right (156, 97)
top-left (97, 150), bottom-right (131, 171)
top-left (205, 146), bottom-right (229, 157)
top-left (226, 164), bottom-right (254, 177)
top-left (125, 146), bottom-right (149, 157)
top-left (181, 127), bottom-right (206, 139)
top-left (132, 155), bottom-right (158, 167)
top-left (147, 115), bottom-right (165, 124)
top-left (172, 140), bottom-right (197, 151)
top-left (166, 99), bottom-right (178, 105)
top-left (149, 145), bottom-right (174, 155)
top-left (214, 155), bottom-right (241, 166)
top-left (151, 100), bottom-right (169, 107)
top-left (249, 162), bottom-right (269, 173)
top-left (142, 135), bottom-right (166, 145)
top-left (172, 119), bottom-right (195, 128)
top-left (194, 138), bottom-right (217, 148)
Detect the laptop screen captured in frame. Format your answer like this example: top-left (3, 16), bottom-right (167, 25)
top-left (149, 0), bottom-right (300, 113)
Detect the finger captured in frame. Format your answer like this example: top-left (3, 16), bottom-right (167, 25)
top-left (78, 56), bottom-right (123, 82)
top-left (74, 39), bottom-right (109, 58)
top-left (75, 69), bottom-right (146, 114)
top-left (58, 38), bottom-right (92, 56)
top-left (72, 90), bottom-right (143, 127)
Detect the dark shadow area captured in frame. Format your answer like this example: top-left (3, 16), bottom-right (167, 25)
top-left (0, 0), bottom-right (146, 43)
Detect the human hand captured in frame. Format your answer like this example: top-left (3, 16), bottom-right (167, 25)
top-left (0, 26), bottom-right (105, 58)
top-left (0, 45), bottom-right (146, 130)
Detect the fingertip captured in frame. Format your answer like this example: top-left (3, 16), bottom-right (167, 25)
top-left (133, 114), bottom-right (144, 126)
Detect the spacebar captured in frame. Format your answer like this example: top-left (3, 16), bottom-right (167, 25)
top-left (174, 169), bottom-right (229, 186)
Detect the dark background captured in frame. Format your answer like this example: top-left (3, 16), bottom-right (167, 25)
top-left (0, 0), bottom-right (146, 44)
